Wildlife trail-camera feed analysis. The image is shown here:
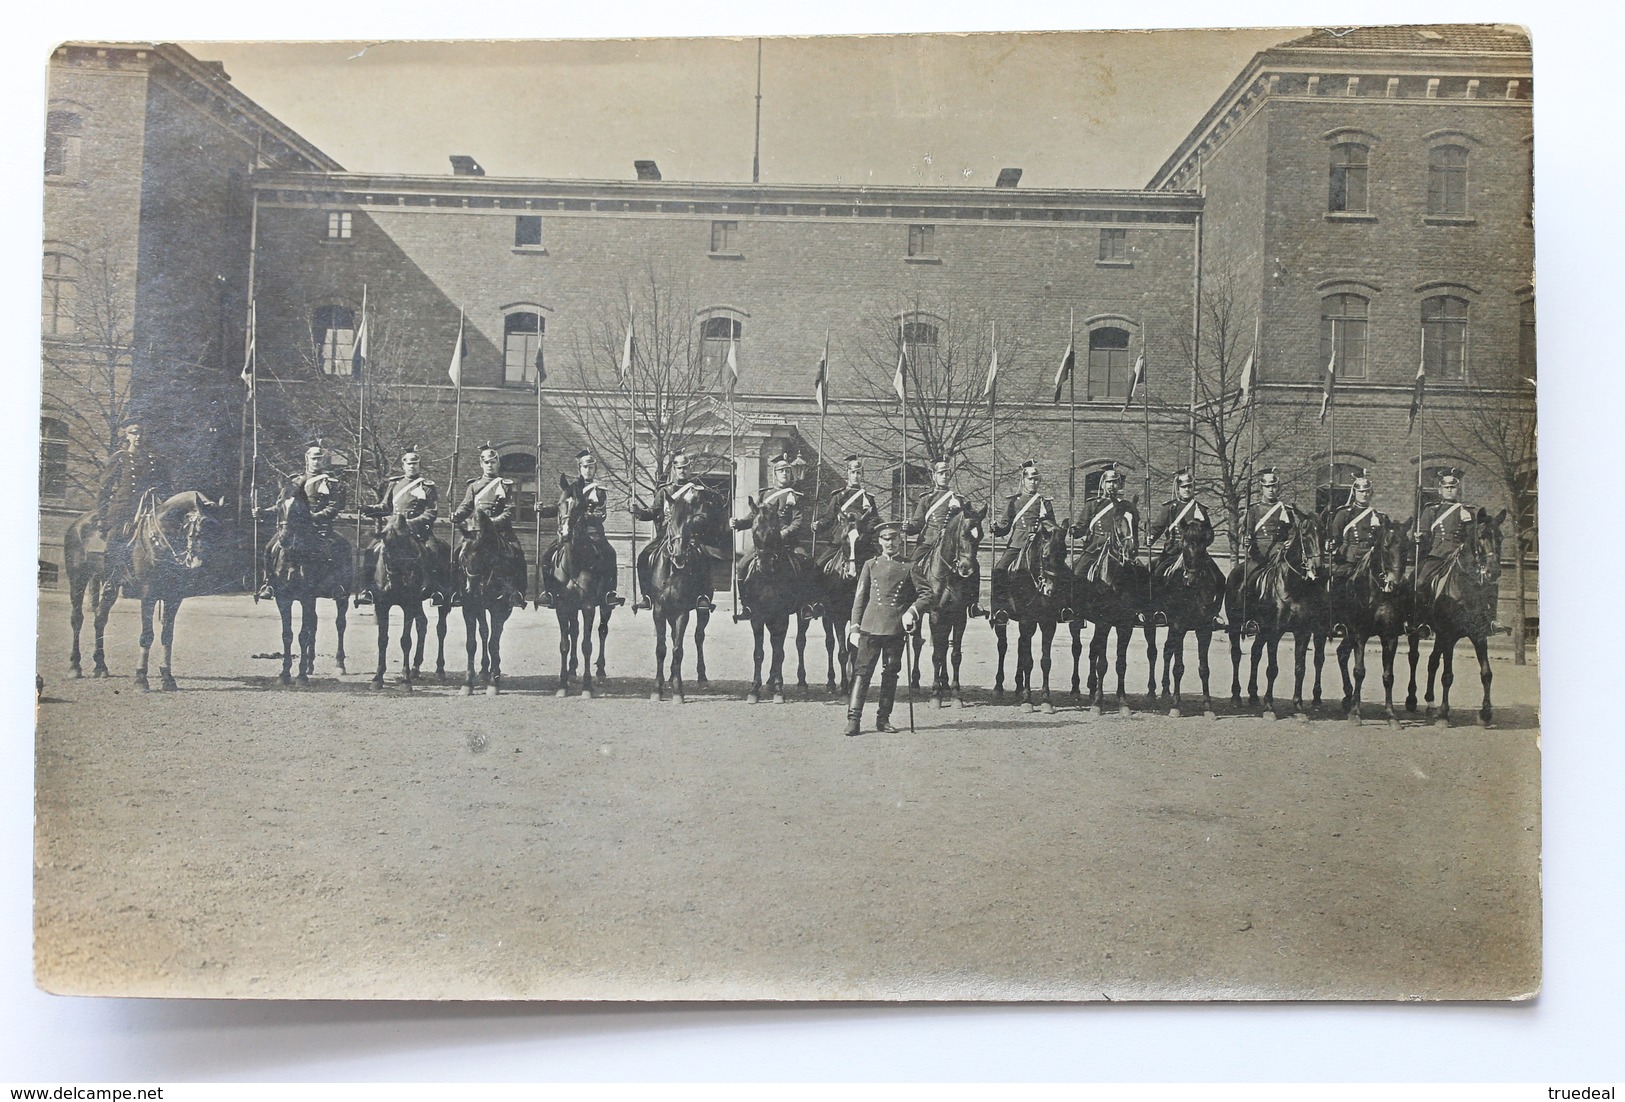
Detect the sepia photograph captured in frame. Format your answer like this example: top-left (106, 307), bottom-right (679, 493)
top-left (31, 21), bottom-right (1543, 1011)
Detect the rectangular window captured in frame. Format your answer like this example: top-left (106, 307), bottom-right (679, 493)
top-left (326, 211), bottom-right (353, 240)
top-left (1319, 294), bottom-right (1369, 380)
top-left (1329, 144), bottom-right (1369, 213)
top-left (710, 220), bottom-right (738, 253)
top-left (1428, 147), bottom-right (1469, 217)
top-left (907, 224), bottom-right (936, 257)
top-left (514, 215), bottom-right (543, 248)
top-left (1098, 228), bottom-right (1128, 262)
top-left (504, 313), bottom-right (543, 387)
top-left (1422, 297), bottom-right (1469, 380)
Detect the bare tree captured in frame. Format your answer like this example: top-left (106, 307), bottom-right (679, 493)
top-left (1432, 363), bottom-right (1538, 665)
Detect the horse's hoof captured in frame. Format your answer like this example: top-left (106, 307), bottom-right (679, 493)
top-left (486, 684), bottom-right (499, 698)
top-left (70, 666), bottom-right (82, 679)
top-left (746, 692), bottom-right (759, 704)
top-left (1043, 701), bottom-right (1055, 715)
top-left (1263, 710), bottom-right (1278, 722)
top-left (1023, 701), bottom-right (1034, 713)
top-left (695, 677), bottom-right (709, 688)
top-left (335, 663), bottom-right (346, 675)
top-left (371, 679), bottom-right (384, 691)
top-left (773, 692), bottom-right (785, 705)
top-left (555, 688), bottom-right (567, 698)
top-left (1089, 705), bottom-right (1102, 716)
top-left (1478, 714), bottom-right (1493, 728)
top-left (1203, 710), bottom-right (1217, 721)
top-left (938, 698), bottom-right (951, 709)
top-left (1169, 707), bottom-right (1182, 719)
top-left (279, 673), bottom-right (291, 686)
top-left (92, 666), bottom-right (109, 679)
top-left (296, 674), bottom-right (309, 688)
top-left (1347, 712), bottom-right (1363, 726)
top-left (135, 676), bottom-right (149, 693)
top-left (1118, 705), bottom-right (1131, 717)
top-left (460, 685), bottom-right (473, 697)
top-left (1295, 712), bottom-right (1310, 724)
top-left (1434, 716), bottom-right (1450, 729)
top-left (1387, 716), bottom-right (1401, 730)
top-left (956, 697), bottom-right (967, 710)
top-left (583, 689), bottom-right (595, 700)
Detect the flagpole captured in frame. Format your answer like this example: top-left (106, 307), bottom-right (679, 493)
top-left (1242, 319), bottom-right (1259, 631)
top-left (248, 304), bottom-right (260, 600)
top-left (628, 322), bottom-right (638, 612)
top-left (729, 379), bottom-right (738, 617)
top-left (811, 330), bottom-right (826, 564)
top-left (1068, 309), bottom-right (1077, 525)
top-left (899, 316), bottom-right (908, 527)
top-left (1413, 334), bottom-right (1426, 634)
top-left (534, 341), bottom-right (545, 605)
top-left (353, 283), bottom-right (367, 564)
top-left (988, 322), bottom-right (997, 531)
top-left (1143, 325), bottom-right (1152, 588)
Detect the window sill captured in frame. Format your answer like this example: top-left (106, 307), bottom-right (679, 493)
top-left (1423, 215), bottom-right (1476, 226)
top-left (512, 246), bottom-right (548, 256)
top-left (319, 236), bottom-right (355, 244)
top-left (903, 255), bottom-right (942, 265)
top-left (708, 251), bottom-right (745, 260)
top-left (1095, 259), bottom-right (1133, 269)
top-left (1324, 211), bottom-right (1377, 223)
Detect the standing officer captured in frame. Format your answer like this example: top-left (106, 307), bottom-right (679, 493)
top-left (358, 443), bottom-right (449, 605)
top-left (633, 450), bottom-right (719, 612)
top-left (95, 418), bottom-right (171, 590)
top-left (989, 459), bottom-right (1058, 625)
top-left (732, 452), bottom-right (808, 589)
top-left (254, 440), bottom-right (348, 600)
top-left (1070, 463), bottom-right (1139, 584)
top-left (1415, 466), bottom-right (1505, 633)
top-left (451, 443), bottom-right (528, 608)
top-left (844, 520), bottom-right (923, 737)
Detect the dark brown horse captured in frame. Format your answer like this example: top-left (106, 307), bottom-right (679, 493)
top-left (367, 513), bottom-right (429, 689)
top-left (991, 516), bottom-right (1070, 713)
top-left (1405, 508), bottom-right (1506, 727)
top-left (64, 513), bottom-right (113, 679)
top-left (263, 483), bottom-right (353, 685)
top-left (1148, 518), bottom-right (1225, 718)
top-left (811, 508), bottom-right (876, 694)
top-left (64, 490), bottom-right (219, 691)
top-left (544, 474), bottom-right (616, 698)
top-left (1329, 517), bottom-right (1408, 725)
top-left (1224, 509), bottom-right (1324, 719)
top-left (737, 495), bottom-right (812, 704)
top-left (645, 486), bottom-right (721, 702)
top-left (909, 504), bottom-right (987, 708)
top-left (1067, 522), bottom-right (1156, 715)
top-left (455, 509), bottom-right (522, 696)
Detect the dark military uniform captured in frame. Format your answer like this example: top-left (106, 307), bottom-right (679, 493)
top-left (815, 484), bottom-right (883, 541)
top-left (1147, 494), bottom-right (1226, 615)
top-left (361, 473), bottom-right (450, 601)
top-left (904, 485), bottom-right (966, 559)
top-left (733, 484), bottom-right (809, 584)
top-left (1071, 495), bottom-right (1140, 583)
top-left (452, 473), bottom-right (528, 605)
top-left (1325, 501), bottom-right (1393, 583)
top-left (95, 443), bottom-right (170, 585)
top-left (257, 470), bottom-right (350, 596)
top-left (1415, 498), bottom-right (1481, 602)
top-left (990, 489), bottom-right (1058, 615)
top-left (846, 550), bottom-right (924, 735)
top-left (541, 473), bottom-right (617, 604)
top-left (634, 476), bottom-right (719, 606)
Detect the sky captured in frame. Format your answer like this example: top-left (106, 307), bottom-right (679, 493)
top-left (181, 29), bottom-right (1296, 190)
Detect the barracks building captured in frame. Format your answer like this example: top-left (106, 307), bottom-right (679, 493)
top-left (39, 27), bottom-right (1536, 613)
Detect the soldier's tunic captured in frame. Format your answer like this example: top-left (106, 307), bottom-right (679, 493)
top-left (991, 490), bottom-right (1058, 574)
top-left (1242, 499), bottom-right (1299, 566)
top-left (848, 552), bottom-right (924, 727)
top-left (452, 474), bottom-right (528, 600)
top-left (96, 445), bottom-right (171, 540)
top-left (1147, 495), bottom-right (1226, 609)
top-left (1415, 499), bottom-right (1480, 599)
top-left (258, 471), bottom-right (350, 594)
top-left (815, 485), bottom-right (883, 539)
top-left (634, 477), bottom-right (719, 600)
top-left (1071, 495), bottom-right (1139, 583)
top-left (733, 485), bottom-right (809, 583)
top-left (362, 473), bottom-right (448, 598)
top-left (904, 486), bottom-right (966, 559)
top-left (1325, 502), bottom-right (1392, 583)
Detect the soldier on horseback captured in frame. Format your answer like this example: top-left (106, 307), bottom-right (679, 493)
top-left (814, 455), bottom-right (883, 545)
top-left (732, 452), bottom-right (809, 590)
top-left (1070, 463), bottom-right (1140, 583)
top-left (633, 450), bottom-right (720, 612)
top-left (1324, 471), bottom-right (1398, 636)
top-left (904, 453), bottom-right (985, 617)
top-left (254, 440), bottom-right (349, 600)
top-left (989, 459), bottom-right (1058, 626)
top-left (1146, 468), bottom-right (1225, 626)
top-left (95, 418), bottom-right (171, 594)
top-left (1233, 466), bottom-right (1303, 631)
top-left (357, 444), bottom-right (450, 606)
top-left (1415, 467), bottom-right (1505, 635)
top-left (536, 448), bottom-right (620, 610)
top-left (451, 443), bottom-right (528, 609)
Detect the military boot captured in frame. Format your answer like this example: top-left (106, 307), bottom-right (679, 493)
top-left (845, 675), bottom-right (871, 736)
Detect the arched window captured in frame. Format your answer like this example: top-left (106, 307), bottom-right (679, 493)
top-left (42, 252), bottom-right (78, 337)
top-left (1422, 295), bottom-right (1469, 379)
top-left (312, 305), bottom-right (356, 376)
top-left (40, 417), bottom-right (70, 500)
top-left (1319, 293), bottom-right (1368, 380)
top-left (1329, 142), bottom-right (1369, 213)
top-left (1428, 145), bottom-right (1469, 217)
top-left (1087, 326), bottom-right (1133, 399)
top-left (45, 111), bottom-right (83, 178)
top-left (699, 315), bottom-right (742, 384)
top-left (498, 452), bottom-right (538, 522)
top-left (1316, 461), bottom-right (1366, 515)
top-left (504, 311), bottom-right (544, 387)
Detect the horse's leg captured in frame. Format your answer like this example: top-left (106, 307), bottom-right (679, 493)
top-left (1261, 634), bottom-right (1281, 717)
top-left (1311, 627), bottom-right (1328, 708)
top-left (694, 608), bottom-right (710, 687)
top-left (157, 598), bottom-right (181, 691)
top-left (792, 609), bottom-right (810, 695)
top-left (1142, 620), bottom-right (1158, 701)
top-left (1015, 619), bottom-right (1033, 708)
top-left (770, 613), bottom-right (790, 704)
top-left (436, 604), bottom-right (450, 682)
top-left (652, 609), bottom-right (669, 701)
top-left (1380, 633), bottom-right (1401, 723)
top-left (398, 605), bottom-right (416, 687)
top-left (1247, 632), bottom-right (1266, 707)
top-left (135, 598), bottom-right (156, 691)
top-left (1348, 634), bottom-right (1368, 724)
top-left (278, 595), bottom-right (295, 685)
top-left (555, 610), bottom-right (573, 696)
top-left (910, 621), bottom-right (925, 689)
top-left (993, 616), bottom-right (1009, 697)
top-left (1038, 620), bottom-right (1057, 713)
top-left (372, 605), bottom-right (389, 688)
top-left (461, 604), bottom-right (479, 695)
top-left (1070, 620), bottom-right (1085, 697)
top-left (747, 619), bottom-right (765, 703)
top-left (595, 606), bottom-right (610, 681)
top-left (580, 606), bottom-right (597, 697)
top-left (1425, 635), bottom-right (1443, 714)
top-left (1336, 635), bottom-right (1356, 713)
top-left (1291, 630), bottom-right (1311, 715)
top-left (92, 583), bottom-right (116, 678)
top-left (1437, 636), bottom-right (1456, 725)
top-left (1113, 623), bottom-right (1133, 713)
top-left (949, 615), bottom-right (967, 706)
top-left (1405, 630), bottom-right (1421, 713)
top-left (1473, 633), bottom-right (1494, 727)
top-left (1228, 626), bottom-right (1243, 704)
top-left (1087, 622), bottom-right (1107, 711)
top-left (332, 595), bottom-right (349, 675)
top-left (823, 614), bottom-right (839, 693)
top-left (68, 573), bottom-right (85, 675)
top-left (1168, 627), bottom-right (1186, 715)
top-left (409, 607), bottom-right (427, 676)
top-left (1195, 628), bottom-right (1215, 716)
top-left (297, 597), bottom-right (317, 684)
top-left (671, 609), bottom-right (691, 703)
top-left (930, 616), bottom-right (950, 704)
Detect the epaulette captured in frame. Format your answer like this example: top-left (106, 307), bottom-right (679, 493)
top-left (466, 477), bottom-right (479, 484)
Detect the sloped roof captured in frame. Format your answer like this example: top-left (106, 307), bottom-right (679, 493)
top-left (1275, 24), bottom-right (1530, 54)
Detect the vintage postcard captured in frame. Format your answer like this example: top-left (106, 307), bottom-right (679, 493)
top-left (34, 26), bottom-right (1539, 1001)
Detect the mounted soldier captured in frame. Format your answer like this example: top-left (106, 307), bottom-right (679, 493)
top-left (1070, 462), bottom-right (1140, 584)
top-left (904, 453), bottom-right (985, 618)
top-left (633, 450), bottom-right (720, 613)
top-left (254, 439), bottom-right (349, 601)
top-left (1238, 466), bottom-right (1302, 584)
top-left (358, 443), bottom-right (450, 606)
top-left (95, 418), bottom-right (171, 592)
top-left (537, 448), bottom-right (620, 610)
top-left (1324, 471), bottom-right (1398, 635)
top-left (1415, 466), bottom-right (1506, 634)
top-left (732, 452), bottom-right (809, 588)
top-left (1146, 468), bottom-right (1225, 626)
top-left (451, 443), bottom-right (528, 608)
top-left (814, 455), bottom-right (883, 547)
top-left (989, 458), bottom-right (1058, 626)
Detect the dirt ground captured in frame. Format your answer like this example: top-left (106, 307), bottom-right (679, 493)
top-left (33, 591), bottom-right (1540, 1001)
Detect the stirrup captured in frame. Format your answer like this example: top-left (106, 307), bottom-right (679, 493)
top-left (694, 595), bottom-right (714, 613)
top-left (1152, 611), bottom-right (1168, 626)
top-left (1330, 623), bottom-right (1348, 639)
top-left (535, 592), bottom-right (555, 608)
top-left (1242, 620), bottom-right (1260, 637)
top-left (604, 590), bottom-right (625, 608)
top-left (991, 609), bottom-right (1010, 626)
top-left (634, 596), bottom-right (652, 610)
top-left (1414, 623), bottom-right (1434, 640)
top-left (733, 604), bottom-right (753, 622)
top-left (968, 604), bottom-right (988, 619)
top-left (354, 591), bottom-right (374, 606)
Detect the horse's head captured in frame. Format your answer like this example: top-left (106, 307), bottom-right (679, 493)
top-left (1173, 515), bottom-right (1212, 586)
top-left (743, 495), bottom-right (778, 548)
top-left (155, 490), bottom-right (220, 570)
top-left (1030, 517), bottom-right (1068, 598)
top-left (834, 509), bottom-right (875, 578)
top-left (1372, 518), bottom-right (1407, 592)
top-left (1290, 509), bottom-right (1323, 581)
top-left (662, 488), bottom-right (704, 568)
top-left (941, 504), bottom-right (986, 578)
top-left (1477, 508), bottom-right (1508, 584)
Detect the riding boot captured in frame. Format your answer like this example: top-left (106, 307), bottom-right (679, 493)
top-left (990, 568), bottom-right (1010, 625)
top-left (845, 676), bottom-right (871, 736)
top-left (874, 672), bottom-right (901, 733)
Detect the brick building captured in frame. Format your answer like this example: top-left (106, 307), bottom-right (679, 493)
top-left (39, 27), bottom-right (1535, 618)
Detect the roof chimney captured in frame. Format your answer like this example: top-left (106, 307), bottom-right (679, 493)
top-left (634, 160), bottom-right (662, 182)
top-left (449, 155), bottom-right (485, 177)
top-left (995, 167), bottom-right (1023, 188)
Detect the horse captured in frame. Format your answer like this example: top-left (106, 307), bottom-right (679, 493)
top-left (263, 483), bottom-right (353, 685)
top-left (991, 517), bottom-right (1070, 713)
top-left (408, 532), bottom-right (453, 683)
top-left (65, 490), bottom-right (219, 691)
top-left (454, 508), bottom-right (523, 697)
top-left (1147, 518), bottom-right (1226, 718)
top-left (811, 508), bottom-right (876, 695)
top-left (1404, 508), bottom-right (1506, 727)
top-left (1223, 509), bottom-right (1324, 719)
top-left (645, 486), bottom-right (721, 702)
top-left (1066, 522), bottom-right (1156, 715)
top-left (1328, 516), bottom-right (1408, 726)
top-left (736, 495), bottom-right (813, 704)
top-left (544, 474), bottom-right (616, 698)
top-left (909, 504), bottom-right (987, 708)
top-left (366, 512), bottom-right (430, 689)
